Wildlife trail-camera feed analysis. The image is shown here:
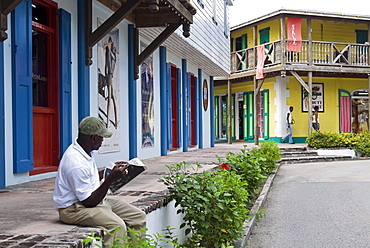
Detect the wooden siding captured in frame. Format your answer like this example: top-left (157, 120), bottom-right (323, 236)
top-left (175, 0), bottom-right (230, 73)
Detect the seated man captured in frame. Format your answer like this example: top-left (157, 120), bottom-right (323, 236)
top-left (53, 116), bottom-right (146, 246)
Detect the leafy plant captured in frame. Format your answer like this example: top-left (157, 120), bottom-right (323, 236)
top-left (83, 227), bottom-right (179, 248)
top-left (251, 141), bottom-right (281, 174)
top-left (159, 161), bottom-right (250, 248)
top-left (306, 131), bottom-right (370, 156)
top-left (217, 143), bottom-right (281, 200)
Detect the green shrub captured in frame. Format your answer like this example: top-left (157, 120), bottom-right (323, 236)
top-left (353, 132), bottom-right (370, 156)
top-left (217, 142), bottom-right (281, 199)
top-left (251, 141), bottom-right (281, 175)
top-left (159, 162), bottom-right (250, 248)
top-left (83, 227), bottom-right (172, 248)
top-left (306, 131), bottom-right (370, 157)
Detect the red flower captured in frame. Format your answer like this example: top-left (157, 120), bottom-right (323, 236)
top-left (221, 163), bottom-right (229, 170)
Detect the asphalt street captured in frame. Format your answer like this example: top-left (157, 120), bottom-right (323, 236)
top-left (246, 160), bottom-right (370, 248)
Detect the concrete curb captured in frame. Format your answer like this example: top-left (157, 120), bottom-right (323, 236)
top-left (234, 165), bottom-right (280, 248)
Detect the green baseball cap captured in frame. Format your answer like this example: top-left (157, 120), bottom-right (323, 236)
top-left (79, 116), bottom-right (113, 138)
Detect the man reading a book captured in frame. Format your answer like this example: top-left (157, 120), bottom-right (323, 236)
top-left (53, 116), bottom-right (146, 246)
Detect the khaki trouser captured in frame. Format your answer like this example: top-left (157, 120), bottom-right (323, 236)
top-left (58, 198), bottom-right (146, 247)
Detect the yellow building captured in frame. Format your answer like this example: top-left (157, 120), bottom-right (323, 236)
top-left (215, 9), bottom-right (370, 143)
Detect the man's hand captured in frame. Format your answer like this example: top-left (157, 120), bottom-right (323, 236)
top-left (106, 163), bottom-right (129, 183)
top-left (82, 162), bottom-right (129, 208)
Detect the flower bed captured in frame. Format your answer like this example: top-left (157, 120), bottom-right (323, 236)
top-left (306, 131), bottom-right (370, 157)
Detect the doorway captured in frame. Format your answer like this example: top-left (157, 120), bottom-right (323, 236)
top-left (238, 100), bottom-right (244, 140)
top-left (170, 64), bottom-right (179, 149)
top-left (351, 89), bottom-right (369, 133)
top-left (31, 0), bottom-right (59, 175)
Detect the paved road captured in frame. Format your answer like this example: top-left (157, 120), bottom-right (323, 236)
top-left (246, 160), bottom-right (370, 248)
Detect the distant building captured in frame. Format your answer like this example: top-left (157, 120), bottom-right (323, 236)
top-left (0, 0), bottom-right (232, 189)
top-left (215, 9), bottom-right (370, 143)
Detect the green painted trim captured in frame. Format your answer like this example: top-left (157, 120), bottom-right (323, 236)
top-left (247, 92), bottom-right (254, 139)
top-left (263, 89), bottom-right (269, 139)
top-left (232, 93), bottom-right (236, 140)
top-left (338, 89), bottom-right (351, 132)
top-left (243, 92), bottom-right (248, 140)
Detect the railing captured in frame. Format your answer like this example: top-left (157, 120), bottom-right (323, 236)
top-left (230, 40), bottom-right (370, 73)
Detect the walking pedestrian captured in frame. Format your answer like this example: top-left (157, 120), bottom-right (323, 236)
top-left (312, 106), bottom-right (320, 131)
top-left (282, 106), bottom-right (295, 144)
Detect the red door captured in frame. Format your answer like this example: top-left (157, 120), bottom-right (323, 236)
top-left (190, 74), bottom-right (196, 146)
top-left (31, 0), bottom-right (59, 175)
top-left (171, 65), bottom-right (178, 149)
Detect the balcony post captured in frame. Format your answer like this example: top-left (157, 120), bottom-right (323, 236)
top-left (307, 18), bottom-right (312, 66)
top-left (308, 72), bottom-right (313, 136)
top-left (227, 79), bottom-right (232, 144)
top-left (368, 74), bottom-right (370, 130)
top-left (280, 17), bottom-right (286, 67)
top-left (253, 76), bottom-right (258, 145)
top-left (307, 19), bottom-right (313, 136)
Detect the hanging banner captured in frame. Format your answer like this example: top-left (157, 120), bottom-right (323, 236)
top-left (256, 45), bottom-right (265, 79)
top-left (287, 18), bottom-right (302, 52)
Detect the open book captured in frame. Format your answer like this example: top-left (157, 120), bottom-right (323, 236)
top-left (103, 158), bottom-right (146, 193)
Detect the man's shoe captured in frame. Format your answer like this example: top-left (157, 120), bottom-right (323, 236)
top-left (281, 138), bottom-right (285, 143)
top-left (289, 142), bottom-right (295, 144)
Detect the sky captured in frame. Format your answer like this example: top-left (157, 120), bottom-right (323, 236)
top-left (229, 0), bottom-right (370, 27)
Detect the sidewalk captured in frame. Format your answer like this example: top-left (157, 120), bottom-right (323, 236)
top-left (0, 142), bottom-right (305, 246)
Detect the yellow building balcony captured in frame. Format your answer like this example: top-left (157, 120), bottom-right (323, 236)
top-left (230, 40), bottom-right (370, 79)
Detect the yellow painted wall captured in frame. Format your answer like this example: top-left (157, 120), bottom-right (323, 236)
top-left (311, 20), bottom-right (367, 43)
top-left (231, 19), bottom-right (280, 49)
top-left (287, 76), bottom-right (368, 136)
top-left (231, 17), bottom-right (368, 51)
top-left (215, 76), bottom-right (369, 139)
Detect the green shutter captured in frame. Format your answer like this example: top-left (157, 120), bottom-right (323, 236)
top-left (214, 96), bottom-right (219, 138)
top-left (247, 91), bottom-right (254, 140)
top-left (241, 34), bottom-right (247, 49)
top-left (243, 92), bottom-right (248, 141)
top-left (356, 30), bottom-right (368, 44)
top-left (259, 27), bottom-right (270, 44)
top-left (232, 94), bottom-right (236, 140)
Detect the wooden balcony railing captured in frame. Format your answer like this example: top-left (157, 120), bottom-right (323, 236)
top-left (230, 40), bottom-right (370, 73)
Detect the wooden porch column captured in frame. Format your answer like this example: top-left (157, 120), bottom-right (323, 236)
top-left (227, 79), bottom-right (232, 144)
top-left (280, 17), bottom-right (286, 68)
top-left (307, 18), bottom-right (313, 136)
top-left (308, 72), bottom-right (313, 135)
top-left (368, 74), bottom-right (370, 130)
top-left (253, 25), bottom-right (258, 145)
top-left (254, 76), bottom-right (258, 145)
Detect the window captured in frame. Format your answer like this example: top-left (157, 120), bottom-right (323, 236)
top-left (356, 30), bottom-right (368, 44)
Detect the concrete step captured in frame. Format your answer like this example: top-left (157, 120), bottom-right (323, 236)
top-left (281, 151), bottom-right (318, 157)
top-left (280, 147), bottom-right (308, 152)
top-left (279, 155), bottom-right (353, 164)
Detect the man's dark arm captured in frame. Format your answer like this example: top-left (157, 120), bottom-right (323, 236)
top-left (82, 165), bottom-right (127, 208)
